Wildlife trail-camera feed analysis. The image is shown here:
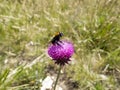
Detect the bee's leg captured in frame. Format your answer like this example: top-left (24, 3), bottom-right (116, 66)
top-left (59, 40), bottom-right (62, 43)
top-left (56, 42), bottom-right (61, 45)
top-left (59, 40), bottom-right (64, 45)
top-left (54, 41), bottom-right (61, 46)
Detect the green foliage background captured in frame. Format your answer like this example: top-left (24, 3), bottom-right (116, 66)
top-left (0, 0), bottom-right (120, 90)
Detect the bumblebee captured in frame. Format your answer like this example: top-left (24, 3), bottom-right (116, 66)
top-left (51, 32), bottom-right (63, 45)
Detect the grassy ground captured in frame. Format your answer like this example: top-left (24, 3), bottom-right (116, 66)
top-left (0, 0), bottom-right (120, 90)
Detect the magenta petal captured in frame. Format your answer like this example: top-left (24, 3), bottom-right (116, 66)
top-left (48, 41), bottom-right (74, 65)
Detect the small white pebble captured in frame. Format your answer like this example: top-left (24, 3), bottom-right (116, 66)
top-left (56, 85), bottom-right (63, 90)
top-left (41, 76), bottom-right (54, 90)
top-left (4, 59), bottom-right (8, 64)
top-left (99, 74), bottom-right (108, 80)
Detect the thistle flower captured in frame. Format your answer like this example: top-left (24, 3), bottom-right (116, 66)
top-left (48, 41), bottom-right (74, 65)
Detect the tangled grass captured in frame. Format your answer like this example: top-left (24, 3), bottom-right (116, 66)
top-left (0, 0), bottom-right (120, 89)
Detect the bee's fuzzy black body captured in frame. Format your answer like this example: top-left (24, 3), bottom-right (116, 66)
top-left (51, 32), bottom-right (63, 45)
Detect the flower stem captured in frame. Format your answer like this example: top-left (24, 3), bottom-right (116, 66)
top-left (53, 65), bottom-right (62, 90)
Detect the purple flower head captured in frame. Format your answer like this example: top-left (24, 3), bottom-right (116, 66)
top-left (48, 41), bottom-right (74, 65)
